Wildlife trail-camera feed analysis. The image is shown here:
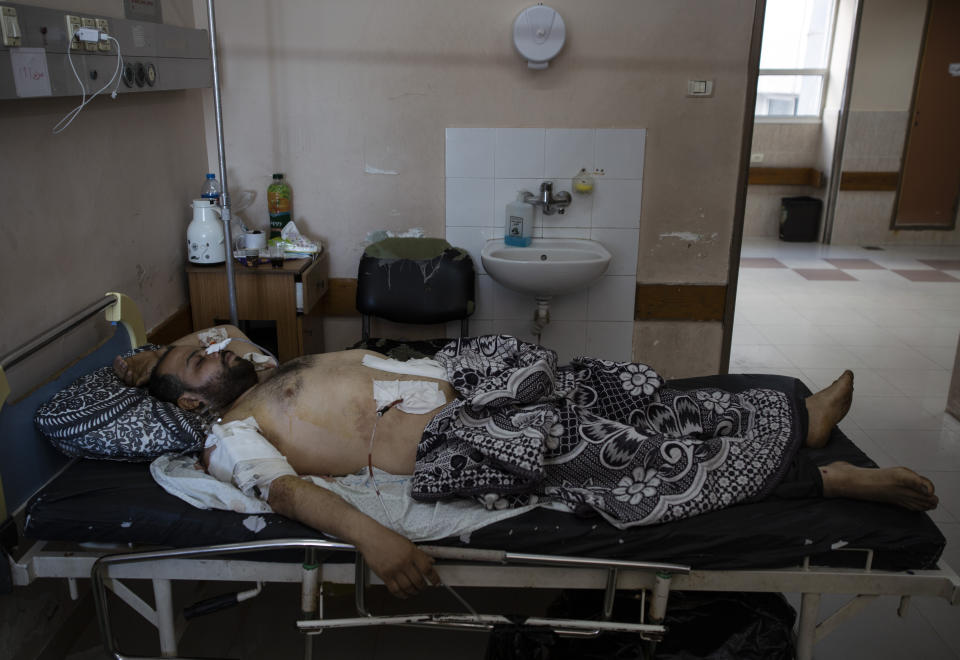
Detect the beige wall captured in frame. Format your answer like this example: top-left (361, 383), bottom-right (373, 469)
top-left (0, 2), bottom-right (205, 656)
top-left (0, 0), bottom-right (207, 357)
top-left (849, 0), bottom-right (926, 112)
top-left (197, 0), bottom-right (756, 372)
top-left (833, 0), bottom-right (960, 245)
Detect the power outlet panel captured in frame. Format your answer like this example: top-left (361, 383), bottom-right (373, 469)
top-left (95, 18), bottom-right (110, 51)
top-left (1, 5), bottom-right (212, 100)
top-left (65, 14), bottom-right (82, 50)
top-left (1, 7), bottom-right (21, 47)
top-left (81, 17), bottom-right (96, 51)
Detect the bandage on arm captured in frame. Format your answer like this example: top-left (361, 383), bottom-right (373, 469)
top-left (205, 417), bottom-right (297, 500)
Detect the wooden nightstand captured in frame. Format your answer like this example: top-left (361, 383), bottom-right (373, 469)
top-left (186, 251), bottom-right (329, 363)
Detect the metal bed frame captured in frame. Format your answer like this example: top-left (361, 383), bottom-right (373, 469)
top-left (2, 294), bottom-right (959, 660)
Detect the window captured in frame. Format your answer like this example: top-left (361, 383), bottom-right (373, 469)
top-left (756, 0), bottom-right (836, 119)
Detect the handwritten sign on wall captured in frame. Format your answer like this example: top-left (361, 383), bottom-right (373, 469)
top-left (11, 47), bottom-right (52, 97)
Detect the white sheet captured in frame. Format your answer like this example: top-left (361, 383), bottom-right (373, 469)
top-left (150, 453), bottom-right (537, 543)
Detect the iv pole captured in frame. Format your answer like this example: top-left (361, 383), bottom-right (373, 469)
top-left (206, 0), bottom-right (239, 326)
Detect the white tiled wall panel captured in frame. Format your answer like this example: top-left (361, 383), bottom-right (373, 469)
top-left (445, 178), bottom-right (495, 227)
top-left (445, 127), bottom-right (645, 363)
top-left (445, 128), bottom-right (495, 178)
top-left (595, 129), bottom-right (646, 179)
top-left (545, 129), bottom-right (596, 178)
top-left (590, 227), bottom-right (640, 276)
top-left (591, 179), bottom-right (644, 228)
top-left (586, 322), bottom-right (636, 361)
top-left (587, 276), bottom-right (637, 322)
top-left (495, 128), bottom-right (546, 178)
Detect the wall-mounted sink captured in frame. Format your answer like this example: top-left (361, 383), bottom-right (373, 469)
top-left (481, 238), bottom-right (612, 297)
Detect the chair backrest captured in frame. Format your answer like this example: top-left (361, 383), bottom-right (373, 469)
top-left (356, 237), bottom-right (476, 340)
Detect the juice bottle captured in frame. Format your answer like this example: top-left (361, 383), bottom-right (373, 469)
top-left (268, 173), bottom-right (292, 238)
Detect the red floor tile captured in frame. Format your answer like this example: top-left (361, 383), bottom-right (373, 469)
top-left (741, 258), bottom-right (787, 268)
top-left (918, 259), bottom-right (960, 271)
top-left (794, 269), bottom-right (857, 281)
top-left (824, 258), bottom-right (885, 270)
top-left (892, 269), bottom-right (960, 282)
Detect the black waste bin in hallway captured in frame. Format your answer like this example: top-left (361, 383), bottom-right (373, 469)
top-left (779, 196), bottom-right (822, 242)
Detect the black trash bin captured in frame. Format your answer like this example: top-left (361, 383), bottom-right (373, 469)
top-left (780, 196), bottom-right (822, 242)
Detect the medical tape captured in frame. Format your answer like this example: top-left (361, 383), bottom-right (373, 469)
top-left (204, 338), bottom-right (232, 354)
top-left (205, 417), bottom-right (296, 499)
top-left (204, 337), bottom-right (278, 370)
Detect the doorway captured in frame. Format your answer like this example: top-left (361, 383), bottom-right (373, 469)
top-left (893, 0), bottom-right (960, 230)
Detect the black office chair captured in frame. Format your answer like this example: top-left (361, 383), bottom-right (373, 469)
top-left (353, 237), bottom-right (475, 358)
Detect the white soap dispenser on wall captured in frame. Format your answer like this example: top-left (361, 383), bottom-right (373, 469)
top-left (513, 4), bottom-right (566, 70)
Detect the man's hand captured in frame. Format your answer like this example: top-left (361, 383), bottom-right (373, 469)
top-left (267, 476), bottom-right (441, 599)
top-left (112, 350), bottom-right (161, 387)
top-left (356, 528), bottom-right (440, 598)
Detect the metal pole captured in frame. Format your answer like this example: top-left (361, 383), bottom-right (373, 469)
top-left (206, 0), bottom-right (239, 326)
top-left (821, 0), bottom-right (864, 245)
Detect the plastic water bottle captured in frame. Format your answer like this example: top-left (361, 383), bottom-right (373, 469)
top-left (200, 173), bottom-right (221, 204)
top-left (268, 173), bottom-right (292, 238)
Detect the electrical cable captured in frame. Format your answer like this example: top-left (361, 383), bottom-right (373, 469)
top-left (53, 32), bottom-right (123, 134)
top-left (367, 399), bottom-right (404, 528)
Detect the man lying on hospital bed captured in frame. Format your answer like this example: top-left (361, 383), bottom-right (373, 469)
top-left (113, 325), bottom-right (938, 599)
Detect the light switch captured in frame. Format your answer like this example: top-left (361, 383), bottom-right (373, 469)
top-left (1, 7), bottom-right (21, 47)
top-left (687, 79), bottom-right (714, 97)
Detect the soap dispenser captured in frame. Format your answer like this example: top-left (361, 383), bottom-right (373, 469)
top-left (505, 191), bottom-right (534, 246)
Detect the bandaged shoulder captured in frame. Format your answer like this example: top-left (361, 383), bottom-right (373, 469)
top-left (205, 417), bottom-right (297, 500)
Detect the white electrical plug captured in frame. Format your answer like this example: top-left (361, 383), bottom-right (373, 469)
top-left (75, 27), bottom-right (100, 42)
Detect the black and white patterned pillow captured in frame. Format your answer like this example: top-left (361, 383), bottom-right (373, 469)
top-left (34, 345), bottom-right (207, 461)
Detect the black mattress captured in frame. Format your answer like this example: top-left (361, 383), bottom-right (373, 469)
top-left (24, 374), bottom-right (945, 571)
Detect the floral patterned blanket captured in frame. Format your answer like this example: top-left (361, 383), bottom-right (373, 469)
top-left (412, 336), bottom-right (801, 528)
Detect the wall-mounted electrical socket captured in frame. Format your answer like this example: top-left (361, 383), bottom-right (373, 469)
top-left (686, 79), bottom-right (714, 97)
top-left (750, 153), bottom-right (764, 163)
top-left (65, 15), bottom-right (83, 50)
top-left (81, 18), bottom-right (96, 51)
top-left (1, 7), bottom-right (22, 47)
top-left (95, 18), bottom-right (110, 51)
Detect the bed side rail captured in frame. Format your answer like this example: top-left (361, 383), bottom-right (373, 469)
top-left (90, 539), bottom-right (691, 659)
top-left (0, 292), bottom-right (146, 524)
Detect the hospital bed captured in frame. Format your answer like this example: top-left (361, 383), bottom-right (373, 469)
top-left (1, 293), bottom-right (958, 660)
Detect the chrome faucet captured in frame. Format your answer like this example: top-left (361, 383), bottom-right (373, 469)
top-left (523, 181), bottom-right (572, 215)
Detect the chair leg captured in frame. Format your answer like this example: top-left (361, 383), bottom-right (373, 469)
top-left (460, 319), bottom-right (469, 338)
top-left (362, 315), bottom-right (371, 341)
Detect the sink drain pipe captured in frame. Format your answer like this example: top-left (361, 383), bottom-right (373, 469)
top-left (532, 297), bottom-right (551, 342)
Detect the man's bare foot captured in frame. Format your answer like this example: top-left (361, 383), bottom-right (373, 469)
top-left (804, 370), bottom-right (853, 448)
top-left (819, 461), bottom-right (938, 511)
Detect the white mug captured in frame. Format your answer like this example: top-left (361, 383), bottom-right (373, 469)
top-left (243, 231), bottom-right (267, 250)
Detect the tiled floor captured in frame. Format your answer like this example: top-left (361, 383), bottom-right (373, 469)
top-left (735, 237), bottom-right (960, 659)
